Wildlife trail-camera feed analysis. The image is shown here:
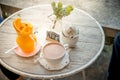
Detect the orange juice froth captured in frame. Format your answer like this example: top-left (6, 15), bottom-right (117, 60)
top-left (43, 43), bottom-right (65, 60)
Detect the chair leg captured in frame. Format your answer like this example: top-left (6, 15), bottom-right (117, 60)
top-left (0, 5), bottom-right (3, 18)
top-left (82, 70), bottom-right (86, 80)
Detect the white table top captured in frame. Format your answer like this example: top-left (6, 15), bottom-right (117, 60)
top-left (0, 4), bottom-right (105, 79)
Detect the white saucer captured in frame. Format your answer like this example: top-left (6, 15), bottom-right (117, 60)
top-left (39, 52), bottom-right (70, 70)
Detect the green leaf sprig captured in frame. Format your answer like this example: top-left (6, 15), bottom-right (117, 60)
top-left (51, 1), bottom-right (74, 29)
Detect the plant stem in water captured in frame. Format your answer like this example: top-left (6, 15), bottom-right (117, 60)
top-left (52, 18), bottom-right (57, 29)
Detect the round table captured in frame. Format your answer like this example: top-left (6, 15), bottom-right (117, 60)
top-left (0, 4), bottom-right (105, 79)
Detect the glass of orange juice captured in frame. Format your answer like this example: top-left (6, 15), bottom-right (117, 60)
top-left (13, 18), bottom-right (37, 53)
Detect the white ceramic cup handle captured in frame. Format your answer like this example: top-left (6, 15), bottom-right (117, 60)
top-left (64, 44), bottom-right (69, 50)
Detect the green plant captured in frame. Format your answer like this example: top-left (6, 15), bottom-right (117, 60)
top-left (51, 1), bottom-right (74, 29)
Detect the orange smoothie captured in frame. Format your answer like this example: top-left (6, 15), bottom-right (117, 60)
top-left (13, 18), bottom-right (36, 53)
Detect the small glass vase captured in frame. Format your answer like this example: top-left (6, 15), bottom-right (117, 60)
top-left (51, 19), bottom-right (63, 34)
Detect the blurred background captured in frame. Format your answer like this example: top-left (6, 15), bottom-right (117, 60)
top-left (0, 0), bottom-right (120, 80)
